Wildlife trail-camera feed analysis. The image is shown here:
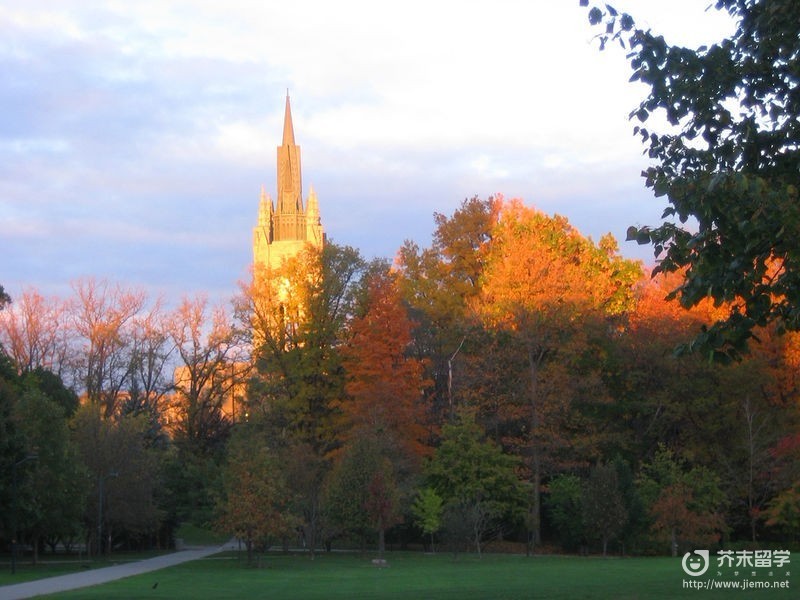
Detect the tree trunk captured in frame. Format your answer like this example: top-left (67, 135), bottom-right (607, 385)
top-left (308, 513), bottom-right (317, 560)
top-left (378, 527), bottom-right (386, 558)
top-left (527, 345), bottom-right (543, 555)
top-left (744, 396), bottom-right (759, 543)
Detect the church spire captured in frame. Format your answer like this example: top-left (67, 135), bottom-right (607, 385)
top-left (282, 91), bottom-right (296, 146)
top-left (274, 91), bottom-right (304, 240)
top-left (253, 95), bottom-right (325, 274)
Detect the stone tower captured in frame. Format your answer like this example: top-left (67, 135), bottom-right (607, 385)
top-left (253, 94), bottom-right (324, 272)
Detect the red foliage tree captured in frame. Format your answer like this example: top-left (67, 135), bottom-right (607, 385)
top-left (340, 271), bottom-right (431, 461)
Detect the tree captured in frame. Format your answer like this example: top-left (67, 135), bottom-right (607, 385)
top-left (72, 405), bottom-right (163, 554)
top-left (582, 463), bottom-right (628, 556)
top-left (128, 299), bottom-right (174, 424)
top-left (546, 474), bottom-right (585, 553)
top-left (340, 270), bottom-right (431, 461)
top-left (241, 243), bottom-right (368, 556)
top-left (584, 0), bottom-right (800, 360)
top-left (363, 460), bottom-right (402, 558)
top-left (0, 285), bottom-right (10, 310)
top-left (411, 487), bottom-right (443, 552)
top-left (0, 289), bottom-right (71, 379)
top-left (216, 427), bottom-right (297, 564)
top-left (396, 196), bottom-right (499, 422)
top-left (324, 435), bottom-right (401, 553)
top-left (0, 356), bottom-right (30, 558)
top-left (166, 295), bottom-right (241, 528)
top-left (763, 432), bottom-right (800, 539)
top-left (604, 272), bottom-right (724, 463)
top-left (425, 413), bottom-right (528, 556)
top-left (169, 295), bottom-right (241, 457)
top-left (13, 389), bottom-right (85, 560)
top-left (21, 367), bottom-right (79, 417)
top-left (473, 198), bottom-right (641, 551)
top-left (242, 244), bottom-right (365, 455)
top-left (637, 445), bottom-right (726, 556)
top-left (70, 278), bottom-right (146, 417)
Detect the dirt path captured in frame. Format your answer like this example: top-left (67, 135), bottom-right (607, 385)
top-left (0, 541), bottom-right (237, 600)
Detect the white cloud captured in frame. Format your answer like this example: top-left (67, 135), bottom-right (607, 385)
top-left (0, 0), bottom-right (735, 300)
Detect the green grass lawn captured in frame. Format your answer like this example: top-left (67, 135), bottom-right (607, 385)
top-left (33, 551), bottom-right (794, 600)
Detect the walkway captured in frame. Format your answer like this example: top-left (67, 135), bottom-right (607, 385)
top-left (0, 540), bottom-right (237, 600)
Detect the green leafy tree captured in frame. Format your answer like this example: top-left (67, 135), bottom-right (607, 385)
top-left (22, 367), bottom-right (79, 417)
top-left (546, 474), bottom-right (585, 552)
top-left (243, 244), bottom-right (366, 454)
top-left (637, 445), bottom-right (726, 556)
top-left (242, 243), bottom-right (367, 556)
top-left (582, 463), bottom-right (628, 556)
top-left (72, 406), bottom-right (163, 554)
top-left (0, 356), bottom-right (28, 555)
top-left (411, 487), bottom-right (444, 552)
top-left (324, 435), bottom-right (400, 553)
top-left (583, 0), bottom-right (800, 360)
top-left (14, 389), bottom-right (86, 560)
top-left (216, 427), bottom-right (297, 564)
top-left (426, 413), bottom-right (528, 556)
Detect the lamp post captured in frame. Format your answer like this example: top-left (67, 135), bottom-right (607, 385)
top-left (97, 471), bottom-right (118, 556)
top-left (11, 454), bottom-right (38, 575)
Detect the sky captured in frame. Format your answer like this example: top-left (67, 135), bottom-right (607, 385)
top-left (1, 1), bottom-right (735, 304)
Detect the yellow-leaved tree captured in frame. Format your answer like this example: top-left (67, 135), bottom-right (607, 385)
top-left (473, 198), bottom-right (641, 552)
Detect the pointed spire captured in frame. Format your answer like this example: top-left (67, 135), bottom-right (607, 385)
top-left (282, 91), bottom-right (296, 146)
top-left (306, 185), bottom-right (319, 219)
top-left (258, 185), bottom-right (273, 227)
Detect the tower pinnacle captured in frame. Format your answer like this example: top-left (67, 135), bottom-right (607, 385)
top-left (282, 92), bottom-right (296, 146)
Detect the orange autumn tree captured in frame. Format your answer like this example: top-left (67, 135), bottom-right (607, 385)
top-left (395, 196), bottom-right (500, 425)
top-left (473, 198), bottom-right (641, 552)
top-left (340, 270), bottom-right (431, 463)
top-left (621, 270), bottom-right (800, 542)
top-left (612, 270), bottom-right (727, 459)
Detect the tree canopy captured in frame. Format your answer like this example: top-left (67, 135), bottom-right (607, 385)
top-left (3, 178), bottom-right (800, 557)
top-left (583, 0), bottom-right (800, 360)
